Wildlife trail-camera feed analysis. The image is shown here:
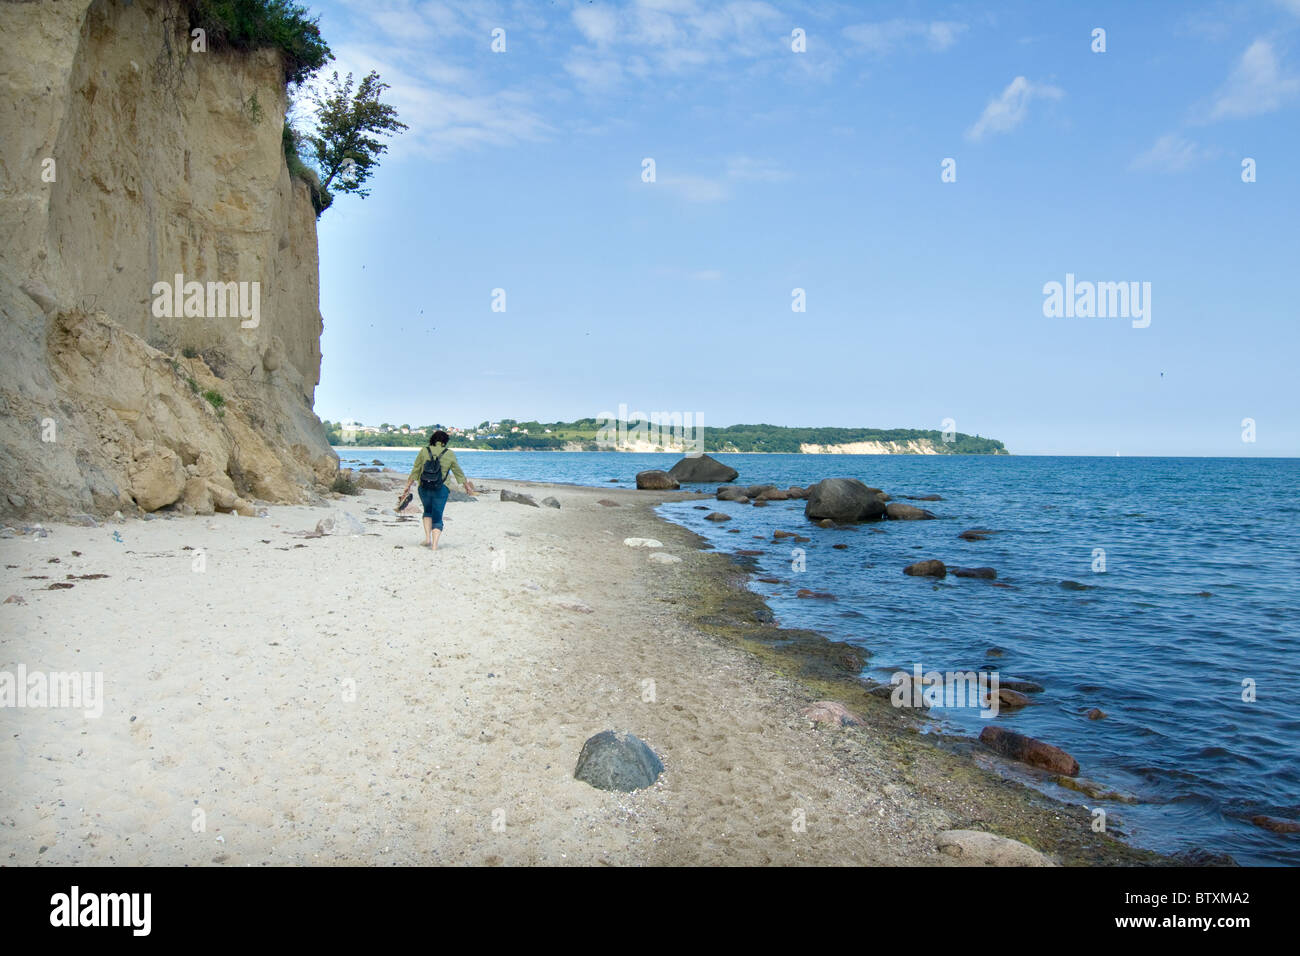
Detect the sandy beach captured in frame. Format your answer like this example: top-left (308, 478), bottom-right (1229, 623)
top-left (0, 479), bottom-right (1161, 866)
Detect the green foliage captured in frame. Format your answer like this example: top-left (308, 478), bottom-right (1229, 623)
top-left (186, 376), bottom-right (200, 394)
top-left (185, 0), bottom-right (333, 86)
top-left (201, 389), bottom-right (226, 415)
top-left (283, 122), bottom-right (332, 214)
top-left (181, 346), bottom-right (199, 359)
top-left (305, 71), bottom-right (407, 200)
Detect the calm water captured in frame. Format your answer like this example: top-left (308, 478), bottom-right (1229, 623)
top-left (342, 449), bottom-right (1300, 864)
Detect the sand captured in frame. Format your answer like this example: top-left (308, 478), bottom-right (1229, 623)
top-left (0, 480), bottom-right (1161, 866)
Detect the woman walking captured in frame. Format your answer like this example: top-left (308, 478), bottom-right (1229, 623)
top-left (400, 430), bottom-right (475, 550)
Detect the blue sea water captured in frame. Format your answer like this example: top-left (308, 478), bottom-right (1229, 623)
top-left (341, 449), bottom-right (1300, 865)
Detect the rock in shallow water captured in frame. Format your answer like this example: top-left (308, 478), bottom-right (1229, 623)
top-left (574, 731), bottom-right (664, 792)
top-left (979, 726), bottom-right (1079, 776)
top-left (668, 454), bottom-right (738, 484)
top-left (635, 469), bottom-right (679, 490)
top-left (904, 559), bottom-right (947, 578)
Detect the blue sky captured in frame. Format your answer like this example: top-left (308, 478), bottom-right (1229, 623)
top-left (303, 0), bottom-right (1300, 456)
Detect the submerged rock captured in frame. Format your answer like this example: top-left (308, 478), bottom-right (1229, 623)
top-left (1251, 815), bottom-right (1300, 834)
top-left (885, 502), bottom-right (936, 520)
top-left (574, 731), bottom-right (664, 792)
top-left (953, 566), bottom-right (997, 579)
top-left (979, 726), bottom-right (1079, 776)
top-left (704, 512), bottom-right (731, 522)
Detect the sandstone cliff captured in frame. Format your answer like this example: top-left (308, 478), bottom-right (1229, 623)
top-left (0, 0), bottom-right (338, 519)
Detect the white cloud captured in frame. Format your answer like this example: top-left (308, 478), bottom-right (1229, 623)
top-left (657, 156), bottom-right (788, 202)
top-left (842, 19), bottom-right (967, 54)
top-left (1205, 39), bottom-right (1300, 120)
top-left (965, 76), bottom-right (1064, 141)
top-left (1130, 133), bottom-right (1211, 172)
top-left (572, 5), bottom-right (620, 45)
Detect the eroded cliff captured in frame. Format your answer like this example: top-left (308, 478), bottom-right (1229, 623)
top-left (0, 0), bottom-right (338, 519)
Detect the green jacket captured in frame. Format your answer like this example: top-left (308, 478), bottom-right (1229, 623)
top-left (407, 443), bottom-right (468, 488)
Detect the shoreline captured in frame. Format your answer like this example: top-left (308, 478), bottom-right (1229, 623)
top-left (1, 478), bottom-right (1167, 865)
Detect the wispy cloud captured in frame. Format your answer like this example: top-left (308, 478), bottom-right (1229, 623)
top-left (842, 19), bottom-right (967, 55)
top-left (1130, 133), bottom-right (1214, 172)
top-left (965, 76), bottom-right (1063, 141)
top-left (658, 156), bottom-right (790, 202)
top-left (1203, 38), bottom-right (1300, 121)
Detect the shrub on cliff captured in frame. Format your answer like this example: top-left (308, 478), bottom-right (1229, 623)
top-left (185, 0), bottom-right (332, 85)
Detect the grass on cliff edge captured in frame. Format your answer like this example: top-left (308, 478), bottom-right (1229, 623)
top-left (184, 0), bottom-right (332, 85)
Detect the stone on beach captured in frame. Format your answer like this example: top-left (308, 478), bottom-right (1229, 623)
top-left (804, 478), bottom-right (887, 523)
top-left (623, 538), bottom-right (663, 548)
top-left (541, 496), bottom-right (561, 509)
top-left (647, 552), bottom-right (681, 564)
top-left (903, 560), bottom-right (946, 578)
top-left (979, 726), bottom-right (1079, 776)
top-left (667, 454), bottom-right (738, 484)
top-left (574, 731), bottom-right (664, 792)
top-left (801, 701), bottom-right (863, 728)
top-left (635, 470), bottom-right (679, 490)
top-left (500, 489), bottom-right (540, 507)
top-left (936, 830), bottom-right (1055, 866)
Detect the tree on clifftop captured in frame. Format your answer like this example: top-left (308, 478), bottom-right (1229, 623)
top-left (304, 70), bottom-right (408, 203)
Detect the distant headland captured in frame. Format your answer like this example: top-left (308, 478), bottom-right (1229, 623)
top-left (324, 416), bottom-right (1009, 455)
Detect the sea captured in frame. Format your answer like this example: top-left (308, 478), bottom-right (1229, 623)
top-left (339, 448), bottom-right (1300, 865)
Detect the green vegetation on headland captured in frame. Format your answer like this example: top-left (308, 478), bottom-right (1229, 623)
top-left (323, 418), bottom-right (1008, 454)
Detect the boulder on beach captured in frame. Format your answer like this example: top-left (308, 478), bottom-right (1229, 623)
top-left (541, 496), bottom-right (561, 509)
top-left (668, 454), bottom-right (738, 484)
top-left (979, 726), bottom-right (1079, 776)
top-left (801, 701), bottom-right (863, 728)
top-left (622, 537), bottom-right (663, 548)
top-left (500, 490), bottom-right (540, 507)
top-left (885, 502), bottom-right (936, 520)
top-left (936, 830), bottom-right (1055, 867)
top-left (635, 469), bottom-right (679, 490)
top-left (903, 559), bottom-right (946, 578)
top-left (647, 552), bottom-right (681, 565)
top-left (574, 731), bottom-right (664, 792)
top-left (804, 478), bottom-right (887, 523)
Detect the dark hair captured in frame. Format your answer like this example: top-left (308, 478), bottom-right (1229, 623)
top-left (429, 429), bottom-right (449, 446)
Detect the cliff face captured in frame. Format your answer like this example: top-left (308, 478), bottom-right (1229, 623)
top-left (798, 441), bottom-right (943, 455)
top-left (0, 0), bottom-right (337, 519)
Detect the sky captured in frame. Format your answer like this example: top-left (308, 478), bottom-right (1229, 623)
top-left (301, 0), bottom-right (1300, 456)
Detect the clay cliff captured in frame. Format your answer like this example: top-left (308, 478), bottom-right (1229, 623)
top-left (0, 0), bottom-right (338, 520)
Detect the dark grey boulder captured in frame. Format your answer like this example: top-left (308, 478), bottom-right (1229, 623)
top-left (953, 566), bottom-right (997, 579)
top-left (668, 454), bottom-right (738, 484)
top-left (635, 469), bottom-right (679, 490)
top-left (500, 489), bottom-right (539, 507)
top-left (574, 731), bottom-right (664, 792)
top-left (885, 502), bottom-right (936, 520)
top-left (804, 478), bottom-right (887, 523)
top-left (541, 496), bottom-right (561, 509)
